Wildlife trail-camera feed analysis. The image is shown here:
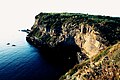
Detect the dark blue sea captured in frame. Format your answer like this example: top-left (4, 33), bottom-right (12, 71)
top-left (0, 30), bottom-right (63, 80)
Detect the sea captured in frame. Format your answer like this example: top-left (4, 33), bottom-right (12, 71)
top-left (0, 29), bottom-right (64, 80)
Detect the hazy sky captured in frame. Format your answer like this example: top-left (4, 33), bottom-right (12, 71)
top-left (0, 0), bottom-right (120, 37)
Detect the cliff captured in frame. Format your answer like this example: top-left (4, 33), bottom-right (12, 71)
top-left (26, 13), bottom-right (120, 79)
top-left (60, 42), bottom-right (120, 80)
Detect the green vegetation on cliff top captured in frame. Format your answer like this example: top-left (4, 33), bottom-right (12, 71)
top-left (30, 13), bottom-right (120, 46)
top-left (27, 13), bottom-right (120, 79)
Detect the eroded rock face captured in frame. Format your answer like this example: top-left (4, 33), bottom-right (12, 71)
top-left (74, 24), bottom-right (106, 58)
top-left (26, 13), bottom-right (120, 79)
top-left (27, 13), bottom-right (120, 59)
top-left (60, 42), bottom-right (120, 80)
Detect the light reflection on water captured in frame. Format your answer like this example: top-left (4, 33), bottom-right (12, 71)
top-left (0, 30), bottom-right (62, 80)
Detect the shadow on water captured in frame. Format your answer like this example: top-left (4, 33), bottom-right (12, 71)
top-left (0, 31), bottom-right (85, 80)
top-left (26, 35), bottom-right (86, 80)
top-left (30, 43), bottom-right (82, 80)
top-left (0, 31), bottom-right (76, 80)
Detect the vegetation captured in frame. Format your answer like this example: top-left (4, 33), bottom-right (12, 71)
top-left (33, 13), bottom-right (120, 46)
top-left (92, 46), bottom-right (111, 62)
top-left (27, 12), bottom-right (120, 80)
top-left (60, 42), bottom-right (120, 80)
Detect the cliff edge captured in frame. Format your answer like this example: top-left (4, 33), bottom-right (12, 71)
top-left (26, 13), bottom-right (120, 79)
top-left (27, 13), bottom-right (120, 57)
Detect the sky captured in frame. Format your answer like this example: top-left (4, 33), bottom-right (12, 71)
top-left (0, 0), bottom-right (120, 37)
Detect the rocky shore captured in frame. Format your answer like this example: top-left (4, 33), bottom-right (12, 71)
top-left (26, 13), bottom-right (120, 79)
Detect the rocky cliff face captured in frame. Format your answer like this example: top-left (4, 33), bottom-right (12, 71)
top-left (60, 42), bottom-right (120, 80)
top-left (27, 13), bottom-right (120, 58)
top-left (26, 13), bottom-right (120, 79)
top-left (74, 24), bottom-right (107, 58)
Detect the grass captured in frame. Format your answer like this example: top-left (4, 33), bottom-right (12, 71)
top-left (29, 13), bottom-right (120, 79)
top-left (60, 42), bottom-right (120, 80)
top-left (92, 46), bottom-right (111, 62)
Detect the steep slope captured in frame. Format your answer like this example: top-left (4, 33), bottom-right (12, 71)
top-left (26, 13), bottom-right (120, 79)
top-left (60, 42), bottom-right (120, 80)
top-left (26, 13), bottom-right (120, 58)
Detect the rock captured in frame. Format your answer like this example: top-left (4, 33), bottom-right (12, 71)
top-left (12, 45), bottom-right (16, 46)
top-left (21, 29), bottom-right (30, 33)
top-left (26, 13), bottom-right (120, 80)
top-left (27, 13), bottom-right (120, 58)
top-left (7, 43), bottom-right (10, 45)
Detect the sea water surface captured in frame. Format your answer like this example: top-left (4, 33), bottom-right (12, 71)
top-left (0, 30), bottom-right (63, 80)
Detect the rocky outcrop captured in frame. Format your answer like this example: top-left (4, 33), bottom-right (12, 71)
top-left (26, 13), bottom-right (120, 58)
top-left (74, 24), bottom-right (106, 58)
top-left (60, 42), bottom-right (120, 80)
top-left (26, 13), bottom-right (120, 79)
